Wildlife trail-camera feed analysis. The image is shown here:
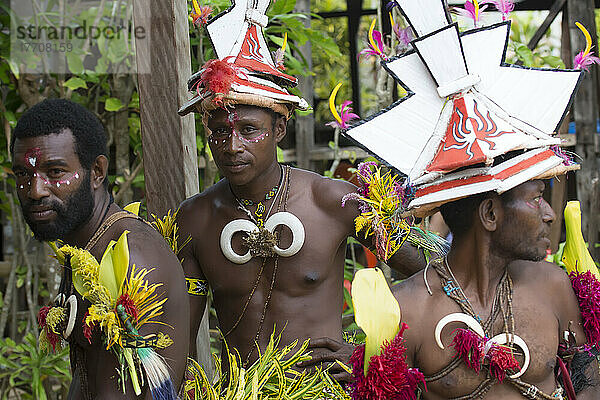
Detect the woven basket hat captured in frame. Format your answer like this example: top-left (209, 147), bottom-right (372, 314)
top-left (344, 0), bottom-right (583, 217)
top-left (178, 0), bottom-right (308, 120)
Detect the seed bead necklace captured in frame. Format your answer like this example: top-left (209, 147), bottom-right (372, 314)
top-left (231, 165), bottom-right (283, 228)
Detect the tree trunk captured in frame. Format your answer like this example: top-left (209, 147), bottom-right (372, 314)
top-left (109, 74), bottom-right (135, 205)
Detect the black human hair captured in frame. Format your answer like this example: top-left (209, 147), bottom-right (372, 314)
top-left (440, 193), bottom-right (489, 239)
top-left (440, 189), bottom-right (516, 239)
top-left (11, 98), bottom-right (108, 176)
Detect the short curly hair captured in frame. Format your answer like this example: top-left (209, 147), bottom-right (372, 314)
top-left (11, 99), bottom-right (108, 171)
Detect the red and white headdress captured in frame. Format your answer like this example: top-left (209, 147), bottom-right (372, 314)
top-left (178, 0), bottom-right (308, 119)
top-left (344, 0), bottom-right (583, 217)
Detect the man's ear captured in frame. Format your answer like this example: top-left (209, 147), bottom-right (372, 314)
top-left (274, 115), bottom-right (287, 143)
top-left (91, 155), bottom-right (109, 189)
top-left (478, 195), bottom-right (502, 232)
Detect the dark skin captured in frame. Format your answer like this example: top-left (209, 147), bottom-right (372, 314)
top-left (12, 130), bottom-right (189, 399)
top-left (392, 180), bottom-right (600, 398)
top-left (177, 105), bottom-right (426, 381)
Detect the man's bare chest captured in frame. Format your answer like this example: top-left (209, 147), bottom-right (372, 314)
top-left (195, 203), bottom-right (348, 295)
top-left (413, 295), bottom-right (560, 398)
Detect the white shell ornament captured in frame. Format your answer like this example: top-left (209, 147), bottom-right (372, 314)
top-left (220, 212), bottom-right (306, 264)
top-left (485, 333), bottom-right (531, 379)
top-left (220, 219), bottom-right (260, 264)
top-left (64, 295), bottom-right (78, 339)
top-left (263, 212), bottom-right (305, 257)
top-left (434, 312), bottom-right (486, 349)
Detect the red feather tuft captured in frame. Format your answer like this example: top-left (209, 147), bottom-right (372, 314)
top-left (116, 293), bottom-right (139, 322)
top-left (82, 310), bottom-right (96, 344)
top-left (350, 323), bottom-right (426, 400)
top-left (486, 344), bottom-right (519, 383)
top-left (570, 270), bottom-right (600, 346)
top-left (199, 58), bottom-right (238, 104)
top-left (38, 306), bottom-right (50, 328)
top-left (450, 328), bottom-right (485, 373)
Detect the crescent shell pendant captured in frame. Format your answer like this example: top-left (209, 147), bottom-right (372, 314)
top-left (264, 212), bottom-right (305, 257)
top-left (64, 295), bottom-right (78, 339)
top-left (434, 312), bottom-right (486, 349)
top-left (220, 212), bottom-right (306, 264)
top-left (220, 219), bottom-right (260, 264)
top-left (485, 333), bottom-right (531, 379)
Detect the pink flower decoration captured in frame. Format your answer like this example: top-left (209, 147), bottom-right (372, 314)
top-left (574, 50), bottom-right (600, 72)
top-left (481, 0), bottom-right (515, 21)
top-left (326, 100), bottom-right (359, 130)
top-left (393, 25), bottom-right (413, 49)
top-left (455, 1), bottom-right (488, 28)
top-left (359, 29), bottom-right (387, 61)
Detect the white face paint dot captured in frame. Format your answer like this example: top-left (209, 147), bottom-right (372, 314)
top-left (66, 180), bottom-right (70, 185)
top-left (19, 185), bottom-right (24, 189)
top-left (56, 182), bottom-right (60, 188)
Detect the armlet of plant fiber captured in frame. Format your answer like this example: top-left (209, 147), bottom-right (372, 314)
top-left (186, 277), bottom-right (208, 296)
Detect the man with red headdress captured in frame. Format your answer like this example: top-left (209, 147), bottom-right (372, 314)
top-left (176, 0), bottom-right (442, 380)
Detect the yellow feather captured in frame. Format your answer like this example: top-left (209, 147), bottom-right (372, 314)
top-left (191, 0), bottom-right (201, 16)
top-left (576, 22), bottom-right (593, 57)
top-left (329, 82), bottom-right (343, 125)
top-left (281, 32), bottom-right (288, 53)
top-left (368, 18), bottom-right (381, 54)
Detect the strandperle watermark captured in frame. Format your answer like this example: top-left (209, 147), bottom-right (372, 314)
top-left (10, 0), bottom-right (150, 74)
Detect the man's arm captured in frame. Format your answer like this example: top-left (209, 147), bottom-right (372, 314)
top-left (176, 200), bottom-right (207, 360)
top-left (317, 176), bottom-right (428, 277)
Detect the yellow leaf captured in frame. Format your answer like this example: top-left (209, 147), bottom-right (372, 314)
top-left (351, 268), bottom-right (401, 375)
top-left (562, 201), bottom-right (599, 277)
top-left (123, 201), bottom-right (141, 216)
top-left (99, 240), bottom-right (117, 301)
top-left (112, 230), bottom-right (130, 295)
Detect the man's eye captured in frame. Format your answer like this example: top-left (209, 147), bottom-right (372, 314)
top-left (48, 169), bottom-right (64, 178)
top-left (14, 170), bottom-right (28, 178)
top-left (241, 126), bottom-right (258, 134)
top-left (213, 127), bottom-right (229, 135)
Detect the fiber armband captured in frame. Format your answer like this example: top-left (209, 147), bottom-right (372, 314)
top-left (186, 277), bottom-right (208, 296)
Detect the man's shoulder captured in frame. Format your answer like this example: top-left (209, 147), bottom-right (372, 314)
top-left (109, 214), bottom-right (173, 255)
top-left (292, 167), bottom-right (356, 206)
top-left (179, 179), bottom-right (227, 214)
top-left (392, 269), bottom-right (434, 314)
top-left (510, 259), bottom-right (571, 290)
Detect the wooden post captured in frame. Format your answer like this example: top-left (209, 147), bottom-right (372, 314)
top-left (294, 0), bottom-right (315, 170)
top-left (132, 0), bottom-right (213, 377)
top-left (566, 0), bottom-right (600, 261)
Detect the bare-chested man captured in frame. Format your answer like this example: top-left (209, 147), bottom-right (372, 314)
top-left (393, 181), bottom-right (600, 398)
top-left (337, 1), bottom-right (600, 397)
top-left (177, 105), bottom-right (425, 379)
top-left (11, 99), bottom-right (189, 399)
top-left (175, 0), bottom-right (430, 379)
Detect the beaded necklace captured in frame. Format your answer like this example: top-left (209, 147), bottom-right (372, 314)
top-left (239, 184), bottom-right (280, 228)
